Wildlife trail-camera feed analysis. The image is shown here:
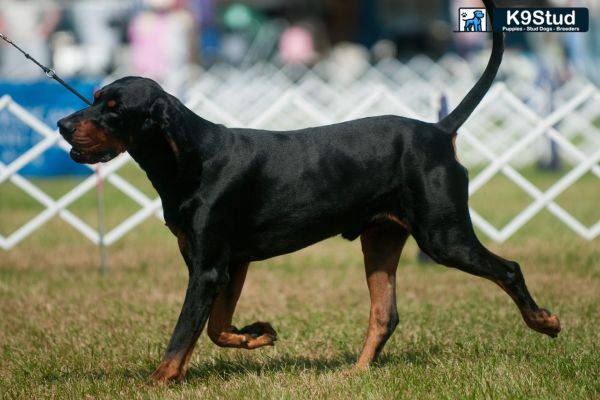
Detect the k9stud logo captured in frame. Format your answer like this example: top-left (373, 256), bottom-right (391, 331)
top-left (458, 8), bottom-right (489, 32)
top-left (455, 7), bottom-right (589, 33)
top-left (494, 8), bottom-right (589, 32)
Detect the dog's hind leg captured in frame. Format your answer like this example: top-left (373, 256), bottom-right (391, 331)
top-left (207, 262), bottom-right (277, 349)
top-left (409, 170), bottom-right (561, 337)
top-left (355, 222), bottom-right (409, 370)
top-left (419, 232), bottom-right (560, 337)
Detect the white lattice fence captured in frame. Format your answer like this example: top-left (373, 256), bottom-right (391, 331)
top-left (461, 84), bottom-right (600, 241)
top-left (1, 64), bottom-right (599, 250)
top-left (0, 95), bottom-right (163, 250)
top-left (182, 57), bottom-right (599, 167)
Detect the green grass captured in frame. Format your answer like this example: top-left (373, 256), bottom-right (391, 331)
top-left (0, 166), bottom-right (599, 399)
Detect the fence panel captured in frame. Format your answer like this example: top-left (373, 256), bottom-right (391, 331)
top-left (1, 58), bottom-right (599, 250)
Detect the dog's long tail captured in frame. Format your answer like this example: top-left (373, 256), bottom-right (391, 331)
top-left (436, 0), bottom-right (503, 134)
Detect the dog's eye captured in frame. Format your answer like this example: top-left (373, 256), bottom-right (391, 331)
top-left (107, 100), bottom-right (117, 109)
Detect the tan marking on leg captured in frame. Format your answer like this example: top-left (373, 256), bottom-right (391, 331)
top-left (207, 263), bottom-right (277, 349)
top-left (520, 308), bottom-right (561, 337)
top-left (495, 281), bottom-right (561, 337)
top-left (149, 344), bottom-right (199, 384)
top-left (355, 222), bottom-right (409, 370)
top-left (371, 213), bottom-right (411, 232)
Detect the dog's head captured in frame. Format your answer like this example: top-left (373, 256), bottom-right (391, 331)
top-left (58, 77), bottom-right (171, 164)
top-left (474, 10), bottom-right (485, 19)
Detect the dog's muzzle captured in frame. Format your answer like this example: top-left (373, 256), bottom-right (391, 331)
top-left (57, 118), bottom-right (119, 164)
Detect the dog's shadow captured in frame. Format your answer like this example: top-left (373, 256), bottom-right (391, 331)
top-left (184, 347), bottom-right (438, 381)
top-left (40, 349), bottom-right (438, 385)
top-left (184, 352), bottom-right (355, 381)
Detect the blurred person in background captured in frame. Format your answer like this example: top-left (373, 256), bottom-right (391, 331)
top-left (378, 0), bottom-right (447, 58)
top-left (220, 3), bottom-right (260, 65)
top-left (277, 2), bottom-right (330, 66)
top-left (521, 0), bottom-right (594, 86)
top-left (0, 0), bottom-right (61, 79)
top-left (129, 0), bottom-right (197, 93)
top-left (67, 0), bottom-right (134, 76)
top-left (186, 0), bottom-right (220, 63)
top-left (220, 3), bottom-right (288, 66)
top-left (557, 0), bottom-right (598, 84)
top-left (279, 24), bottom-right (316, 65)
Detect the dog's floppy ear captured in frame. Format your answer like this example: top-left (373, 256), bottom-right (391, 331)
top-left (141, 97), bottom-right (172, 133)
top-left (141, 95), bottom-right (182, 160)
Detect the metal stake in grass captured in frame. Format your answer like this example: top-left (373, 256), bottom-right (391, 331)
top-left (95, 165), bottom-right (108, 275)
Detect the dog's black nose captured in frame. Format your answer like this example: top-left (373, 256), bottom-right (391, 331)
top-left (57, 118), bottom-right (75, 137)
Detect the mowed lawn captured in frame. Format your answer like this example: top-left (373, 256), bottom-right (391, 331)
top-left (0, 165), bottom-right (599, 399)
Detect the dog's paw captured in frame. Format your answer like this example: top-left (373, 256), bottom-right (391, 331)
top-left (345, 364), bottom-right (369, 376)
top-left (524, 308), bottom-right (561, 338)
top-left (238, 321), bottom-right (277, 337)
top-left (237, 321), bottom-right (277, 349)
top-left (245, 333), bottom-right (277, 349)
top-left (148, 361), bottom-right (186, 385)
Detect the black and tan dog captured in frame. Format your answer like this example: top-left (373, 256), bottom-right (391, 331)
top-left (58, 0), bottom-right (560, 383)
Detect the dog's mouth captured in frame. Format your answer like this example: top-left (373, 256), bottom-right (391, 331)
top-left (69, 147), bottom-right (117, 164)
top-left (60, 126), bottom-right (122, 164)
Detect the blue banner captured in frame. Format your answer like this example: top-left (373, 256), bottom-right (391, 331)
top-left (0, 79), bottom-right (100, 177)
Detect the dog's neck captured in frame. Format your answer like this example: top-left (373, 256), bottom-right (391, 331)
top-left (128, 107), bottom-right (225, 224)
top-left (128, 133), bottom-right (180, 201)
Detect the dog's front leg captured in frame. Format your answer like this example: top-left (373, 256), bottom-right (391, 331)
top-left (207, 262), bottom-right (278, 349)
top-left (150, 225), bottom-right (230, 384)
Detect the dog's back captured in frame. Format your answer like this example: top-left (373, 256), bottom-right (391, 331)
top-left (226, 116), bottom-right (456, 260)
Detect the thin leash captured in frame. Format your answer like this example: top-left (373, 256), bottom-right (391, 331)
top-left (1, 32), bottom-right (108, 273)
top-left (0, 33), bottom-right (92, 106)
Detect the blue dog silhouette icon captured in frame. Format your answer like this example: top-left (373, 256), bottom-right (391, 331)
top-left (463, 10), bottom-right (485, 31)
